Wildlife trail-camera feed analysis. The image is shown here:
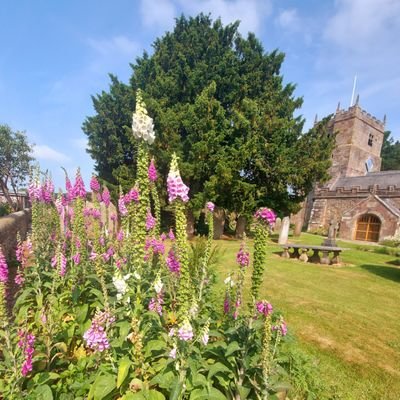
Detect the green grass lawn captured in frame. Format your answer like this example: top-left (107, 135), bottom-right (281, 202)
top-left (212, 233), bottom-right (400, 400)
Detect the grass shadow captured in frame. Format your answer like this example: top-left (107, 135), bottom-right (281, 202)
top-left (386, 259), bottom-right (400, 266)
top-left (360, 264), bottom-right (400, 283)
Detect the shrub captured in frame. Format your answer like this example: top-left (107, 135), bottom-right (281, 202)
top-left (0, 202), bottom-right (12, 217)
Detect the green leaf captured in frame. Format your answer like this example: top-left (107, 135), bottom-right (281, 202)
top-left (225, 341), bottom-right (241, 357)
top-left (192, 373), bottom-right (208, 388)
top-left (144, 340), bottom-right (166, 357)
top-left (117, 321), bottom-right (131, 340)
top-left (0, 379), bottom-right (5, 392)
top-left (32, 384), bottom-right (53, 400)
top-left (237, 384), bottom-right (251, 399)
top-left (91, 373), bottom-right (116, 400)
top-left (169, 377), bottom-right (184, 400)
top-left (90, 288), bottom-right (104, 303)
top-left (14, 287), bottom-right (35, 308)
top-left (16, 304), bottom-right (31, 321)
top-left (117, 357), bottom-right (132, 388)
top-left (72, 286), bottom-right (81, 304)
top-left (36, 292), bottom-right (43, 309)
top-left (150, 367), bottom-right (176, 389)
top-left (76, 303), bottom-right (89, 324)
top-left (53, 342), bottom-right (68, 353)
top-left (33, 372), bottom-right (61, 385)
top-left (147, 390), bottom-right (166, 400)
top-left (59, 394), bottom-right (74, 400)
top-left (121, 393), bottom-right (145, 400)
top-left (207, 362), bottom-right (231, 380)
top-left (190, 388), bottom-right (227, 400)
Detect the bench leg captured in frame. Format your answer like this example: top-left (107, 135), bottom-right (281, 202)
top-left (320, 250), bottom-right (331, 265)
top-left (331, 251), bottom-right (341, 264)
top-left (291, 247), bottom-right (300, 258)
top-left (281, 248), bottom-right (290, 258)
top-left (299, 248), bottom-right (309, 262)
top-left (309, 249), bottom-right (321, 263)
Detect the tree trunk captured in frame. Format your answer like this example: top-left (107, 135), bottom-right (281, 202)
top-left (235, 215), bottom-right (247, 239)
top-left (0, 179), bottom-right (17, 211)
top-left (213, 207), bottom-right (225, 239)
top-left (186, 209), bottom-right (195, 239)
top-left (10, 176), bottom-right (22, 210)
top-left (293, 207), bottom-right (305, 237)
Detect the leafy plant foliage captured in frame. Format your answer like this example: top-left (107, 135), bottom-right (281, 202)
top-left (0, 95), bottom-right (326, 399)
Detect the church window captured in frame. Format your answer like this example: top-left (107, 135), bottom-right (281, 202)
top-left (365, 157), bottom-right (374, 172)
top-left (368, 134), bottom-right (374, 146)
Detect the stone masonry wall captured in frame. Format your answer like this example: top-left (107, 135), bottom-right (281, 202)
top-left (327, 105), bottom-right (384, 183)
top-left (324, 198), bottom-right (360, 225)
top-left (307, 189), bottom-right (400, 239)
top-left (339, 198), bottom-right (399, 241)
top-left (0, 209), bottom-right (31, 261)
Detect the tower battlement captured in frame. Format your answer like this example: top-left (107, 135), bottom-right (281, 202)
top-left (334, 104), bottom-right (385, 131)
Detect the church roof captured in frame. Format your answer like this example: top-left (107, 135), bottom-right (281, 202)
top-left (332, 170), bottom-right (400, 190)
top-left (378, 197), bottom-right (400, 217)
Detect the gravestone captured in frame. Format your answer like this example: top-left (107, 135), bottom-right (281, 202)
top-left (278, 216), bottom-right (290, 244)
top-left (322, 218), bottom-right (339, 247)
top-left (293, 219), bottom-right (302, 236)
top-left (274, 217), bottom-right (282, 233)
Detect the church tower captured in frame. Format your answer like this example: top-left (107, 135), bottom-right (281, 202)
top-left (298, 99), bottom-right (389, 235)
top-left (327, 98), bottom-right (385, 186)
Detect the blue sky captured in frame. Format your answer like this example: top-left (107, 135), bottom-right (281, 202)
top-left (1, 0), bottom-right (400, 189)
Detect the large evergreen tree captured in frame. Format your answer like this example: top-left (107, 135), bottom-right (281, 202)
top-left (83, 14), bottom-right (333, 220)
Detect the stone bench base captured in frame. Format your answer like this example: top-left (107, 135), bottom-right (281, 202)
top-left (280, 244), bottom-right (343, 265)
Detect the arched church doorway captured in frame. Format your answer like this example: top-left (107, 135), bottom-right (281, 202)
top-left (354, 214), bottom-right (381, 242)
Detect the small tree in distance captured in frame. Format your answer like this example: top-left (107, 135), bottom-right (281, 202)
top-left (0, 124), bottom-right (33, 211)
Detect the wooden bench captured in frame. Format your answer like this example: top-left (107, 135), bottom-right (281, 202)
top-left (280, 244), bottom-right (344, 265)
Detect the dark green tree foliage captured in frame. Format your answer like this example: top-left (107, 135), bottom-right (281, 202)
top-left (83, 14), bottom-right (334, 214)
top-left (0, 124), bottom-right (33, 210)
top-left (83, 75), bottom-right (136, 192)
top-left (381, 131), bottom-right (400, 171)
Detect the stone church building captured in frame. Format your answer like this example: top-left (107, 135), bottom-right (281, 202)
top-left (298, 101), bottom-right (400, 242)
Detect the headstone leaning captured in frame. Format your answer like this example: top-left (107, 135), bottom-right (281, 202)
top-left (278, 216), bottom-right (290, 244)
top-left (274, 217), bottom-right (282, 233)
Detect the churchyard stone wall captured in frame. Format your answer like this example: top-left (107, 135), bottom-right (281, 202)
top-left (0, 209), bottom-right (31, 260)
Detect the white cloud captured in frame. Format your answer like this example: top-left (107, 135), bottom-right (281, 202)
top-left (276, 8), bottom-right (300, 30)
top-left (316, 0), bottom-right (400, 112)
top-left (182, 0), bottom-right (272, 34)
top-left (87, 36), bottom-right (139, 56)
top-left (324, 0), bottom-right (400, 50)
top-left (361, 77), bottom-right (400, 99)
top-left (71, 137), bottom-right (88, 151)
top-left (33, 144), bottom-right (71, 163)
top-left (140, 0), bottom-right (272, 35)
top-left (140, 0), bottom-right (177, 32)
